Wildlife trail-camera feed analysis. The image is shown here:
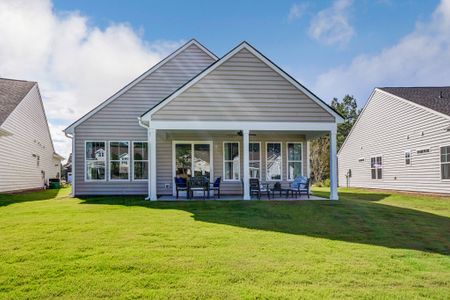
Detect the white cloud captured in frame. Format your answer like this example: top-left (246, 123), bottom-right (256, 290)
top-left (288, 3), bottom-right (308, 21)
top-left (0, 0), bottom-right (181, 160)
top-left (308, 0), bottom-right (354, 46)
top-left (313, 0), bottom-right (450, 104)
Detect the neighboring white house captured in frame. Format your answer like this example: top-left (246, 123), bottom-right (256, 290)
top-left (0, 78), bottom-right (64, 193)
top-left (338, 87), bottom-right (450, 194)
top-left (64, 39), bottom-right (344, 200)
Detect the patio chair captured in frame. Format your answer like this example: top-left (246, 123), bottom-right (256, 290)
top-left (174, 177), bottom-right (188, 199)
top-left (188, 176), bottom-right (209, 200)
top-left (270, 182), bottom-right (287, 198)
top-left (290, 176), bottom-right (310, 199)
top-left (210, 177), bottom-right (221, 199)
top-left (249, 178), bottom-right (270, 200)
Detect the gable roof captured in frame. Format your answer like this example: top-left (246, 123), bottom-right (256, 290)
top-left (379, 87), bottom-right (450, 117)
top-left (0, 78), bottom-right (36, 126)
top-left (64, 39), bottom-right (218, 134)
top-left (141, 41), bottom-right (344, 122)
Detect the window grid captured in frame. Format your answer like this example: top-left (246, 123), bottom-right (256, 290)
top-left (223, 142), bottom-right (240, 181)
top-left (286, 142), bottom-right (303, 181)
top-left (109, 141), bottom-right (130, 181)
top-left (249, 142), bottom-right (261, 180)
top-left (132, 141), bottom-right (148, 181)
top-left (441, 146), bottom-right (450, 180)
top-left (266, 142), bottom-right (282, 181)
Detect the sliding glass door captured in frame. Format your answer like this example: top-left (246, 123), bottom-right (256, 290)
top-left (174, 142), bottom-right (212, 181)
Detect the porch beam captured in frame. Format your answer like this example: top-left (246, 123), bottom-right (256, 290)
top-left (148, 128), bottom-right (157, 200)
top-left (148, 121), bottom-right (337, 131)
top-left (329, 129), bottom-right (339, 200)
top-left (242, 129), bottom-right (250, 200)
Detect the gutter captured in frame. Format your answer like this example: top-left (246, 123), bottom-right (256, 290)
top-left (137, 117), bottom-right (151, 201)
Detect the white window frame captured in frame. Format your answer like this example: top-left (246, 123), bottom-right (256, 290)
top-left (404, 150), bottom-right (411, 166)
top-left (266, 142), bottom-right (283, 182)
top-left (132, 141), bottom-right (148, 181)
top-left (108, 141), bottom-right (130, 181)
top-left (286, 142), bottom-right (303, 181)
top-left (370, 155), bottom-right (383, 180)
top-left (249, 142), bottom-right (261, 181)
top-left (223, 141), bottom-right (240, 182)
top-left (84, 141), bottom-right (107, 182)
top-left (440, 145), bottom-right (450, 181)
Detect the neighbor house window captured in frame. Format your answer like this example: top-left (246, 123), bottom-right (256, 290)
top-left (85, 141), bottom-right (106, 181)
top-left (249, 142), bottom-right (261, 179)
top-left (287, 142), bottom-right (303, 180)
top-left (371, 156), bottom-right (382, 180)
top-left (109, 141), bottom-right (129, 180)
top-left (223, 142), bottom-right (240, 181)
top-left (405, 150), bottom-right (411, 166)
top-left (133, 142), bottom-right (148, 180)
top-left (441, 146), bottom-right (450, 180)
top-left (266, 142), bottom-right (282, 181)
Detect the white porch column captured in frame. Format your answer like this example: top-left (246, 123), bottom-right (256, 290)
top-left (306, 140), bottom-right (311, 178)
top-left (329, 129), bottom-right (339, 200)
top-left (242, 129), bottom-right (250, 200)
top-left (148, 128), bottom-right (157, 200)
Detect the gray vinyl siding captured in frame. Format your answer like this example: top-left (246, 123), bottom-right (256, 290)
top-left (0, 85), bottom-right (60, 192)
top-left (152, 48), bottom-right (335, 122)
top-left (156, 131), bottom-right (308, 195)
top-left (338, 89), bottom-right (450, 194)
top-left (73, 44), bottom-right (215, 195)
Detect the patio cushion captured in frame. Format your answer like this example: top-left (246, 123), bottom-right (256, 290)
top-left (291, 176), bottom-right (308, 190)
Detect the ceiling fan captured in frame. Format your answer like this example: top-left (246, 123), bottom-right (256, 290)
top-left (236, 130), bottom-right (257, 136)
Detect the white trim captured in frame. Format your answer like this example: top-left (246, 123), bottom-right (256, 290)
top-left (148, 120), bottom-right (337, 131)
top-left (329, 130), bottom-right (338, 200)
top-left (142, 42), bottom-right (343, 123)
top-left (84, 141), bottom-right (107, 182)
top-left (132, 141), bottom-right (149, 181)
top-left (249, 141), bottom-right (262, 181)
top-left (306, 140), bottom-right (311, 178)
top-left (223, 141), bottom-right (241, 182)
top-left (242, 130), bottom-right (250, 200)
top-left (286, 142), bottom-right (303, 181)
top-left (108, 141), bottom-right (131, 181)
top-left (171, 141), bottom-right (214, 196)
top-left (64, 39), bottom-right (218, 134)
top-left (265, 142), bottom-right (283, 182)
top-left (149, 129), bottom-right (157, 200)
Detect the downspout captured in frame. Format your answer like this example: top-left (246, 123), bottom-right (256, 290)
top-left (64, 131), bottom-right (75, 197)
top-left (138, 117), bottom-right (151, 200)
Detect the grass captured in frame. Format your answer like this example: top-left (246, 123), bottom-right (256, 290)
top-left (0, 187), bottom-right (449, 299)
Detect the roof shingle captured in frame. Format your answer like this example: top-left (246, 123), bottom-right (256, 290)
top-left (0, 78), bottom-right (36, 126)
top-left (380, 87), bottom-right (450, 117)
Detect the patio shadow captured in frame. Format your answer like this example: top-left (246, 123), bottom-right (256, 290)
top-left (79, 191), bottom-right (450, 255)
top-left (0, 188), bottom-right (60, 206)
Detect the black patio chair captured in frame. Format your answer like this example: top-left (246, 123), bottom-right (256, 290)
top-left (188, 176), bottom-right (209, 200)
top-left (249, 178), bottom-right (270, 200)
top-left (174, 177), bottom-right (188, 199)
top-left (290, 176), bottom-right (310, 199)
top-left (210, 177), bottom-right (221, 199)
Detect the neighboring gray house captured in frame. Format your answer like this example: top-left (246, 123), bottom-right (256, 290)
top-left (64, 40), bottom-right (343, 200)
top-left (0, 78), bottom-right (64, 193)
top-left (338, 87), bottom-right (450, 194)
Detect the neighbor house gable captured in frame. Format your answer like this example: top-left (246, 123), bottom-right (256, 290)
top-left (64, 39), bottom-right (217, 135)
top-left (142, 42), bottom-right (343, 123)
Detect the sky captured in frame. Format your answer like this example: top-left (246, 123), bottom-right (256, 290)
top-left (1, 0), bottom-right (449, 160)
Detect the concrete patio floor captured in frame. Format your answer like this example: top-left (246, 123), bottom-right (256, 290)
top-left (157, 194), bottom-right (327, 201)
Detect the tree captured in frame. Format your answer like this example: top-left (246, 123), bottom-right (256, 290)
top-left (309, 95), bottom-right (360, 184)
top-left (331, 95), bottom-right (360, 151)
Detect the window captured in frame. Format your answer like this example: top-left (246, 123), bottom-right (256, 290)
top-left (133, 142), bottom-right (148, 180)
top-left (417, 148), bottom-right (430, 154)
top-left (371, 156), bottom-right (382, 180)
top-left (175, 142), bottom-right (212, 180)
top-left (249, 142), bottom-right (261, 179)
top-left (287, 142), bottom-right (303, 180)
top-left (441, 146), bottom-right (450, 180)
top-left (85, 141), bottom-right (106, 181)
top-left (109, 141), bottom-right (129, 180)
top-left (266, 142), bottom-right (282, 181)
top-left (405, 150), bottom-right (411, 166)
top-left (223, 142), bottom-right (240, 181)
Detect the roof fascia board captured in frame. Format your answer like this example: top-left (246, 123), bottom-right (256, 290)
top-left (64, 39), bottom-right (217, 134)
top-left (142, 42), bottom-right (343, 123)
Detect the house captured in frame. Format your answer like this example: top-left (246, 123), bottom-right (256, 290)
top-left (64, 40), bottom-right (343, 200)
top-left (338, 87), bottom-right (450, 194)
top-left (0, 78), bottom-right (64, 193)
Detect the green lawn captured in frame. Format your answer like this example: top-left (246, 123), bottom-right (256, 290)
top-left (0, 188), bottom-right (449, 299)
